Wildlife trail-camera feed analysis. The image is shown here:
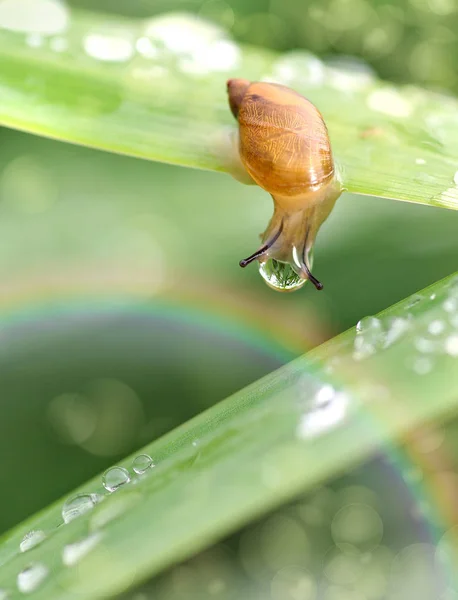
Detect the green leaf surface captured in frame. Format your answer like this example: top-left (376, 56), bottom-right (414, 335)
top-left (1, 7), bottom-right (458, 209)
top-left (1, 272), bottom-right (458, 598)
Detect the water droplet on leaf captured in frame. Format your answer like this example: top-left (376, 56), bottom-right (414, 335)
top-left (445, 334), bottom-right (458, 357)
top-left (297, 385), bottom-right (349, 439)
top-left (62, 533), bottom-right (102, 566)
top-left (132, 454), bottom-right (153, 474)
top-left (62, 493), bottom-right (99, 524)
top-left (84, 32), bottom-right (134, 63)
top-left (17, 563), bottom-right (48, 593)
top-left (405, 294), bottom-right (424, 309)
top-left (443, 298), bottom-right (458, 313)
top-left (354, 316), bottom-right (384, 359)
top-left (102, 466), bottom-right (130, 492)
top-left (383, 316), bottom-right (410, 348)
top-left (20, 530), bottom-right (46, 553)
top-left (428, 320), bottom-right (446, 336)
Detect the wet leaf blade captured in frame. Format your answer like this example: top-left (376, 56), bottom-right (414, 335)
top-left (1, 273), bottom-right (458, 598)
top-left (1, 10), bottom-right (458, 209)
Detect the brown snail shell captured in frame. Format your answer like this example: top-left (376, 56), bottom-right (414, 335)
top-left (227, 78), bottom-right (342, 291)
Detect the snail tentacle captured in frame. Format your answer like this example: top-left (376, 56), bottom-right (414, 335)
top-left (239, 220), bottom-right (284, 268)
top-left (301, 230), bottom-right (323, 291)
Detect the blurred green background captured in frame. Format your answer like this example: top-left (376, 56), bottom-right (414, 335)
top-left (1, 0), bottom-right (458, 597)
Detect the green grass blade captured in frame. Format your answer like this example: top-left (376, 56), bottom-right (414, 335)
top-left (0, 272), bottom-right (457, 598)
top-left (1, 8), bottom-right (458, 209)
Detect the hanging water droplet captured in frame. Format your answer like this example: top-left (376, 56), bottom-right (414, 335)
top-left (102, 466), bottom-right (130, 492)
top-left (132, 454), bottom-right (153, 475)
top-left (259, 259), bottom-right (306, 292)
top-left (20, 530), bottom-right (46, 553)
top-left (62, 532), bottom-right (102, 566)
top-left (297, 385), bottom-right (349, 439)
top-left (62, 493), bottom-right (99, 524)
top-left (17, 563), bottom-right (48, 593)
top-left (353, 316), bottom-right (384, 359)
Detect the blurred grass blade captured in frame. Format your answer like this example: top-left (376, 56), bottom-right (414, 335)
top-left (1, 273), bottom-right (458, 598)
top-left (1, 5), bottom-right (458, 209)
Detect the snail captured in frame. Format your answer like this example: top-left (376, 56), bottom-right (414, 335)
top-left (227, 78), bottom-right (342, 291)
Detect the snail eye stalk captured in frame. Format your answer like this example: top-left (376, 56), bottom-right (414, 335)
top-left (239, 221), bottom-right (284, 268)
top-left (300, 260), bottom-right (323, 291)
top-left (302, 233), bottom-right (323, 291)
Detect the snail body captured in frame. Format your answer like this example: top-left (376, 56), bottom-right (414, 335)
top-left (227, 78), bottom-right (342, 291)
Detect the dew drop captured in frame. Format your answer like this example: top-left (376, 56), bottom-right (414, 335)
top-left (84, 32), bottom-right (134, 63)
top-left (443, 298), bottom-right (458, 313)
top-left (49, 35), bottom-right (68, 52)
top-left (90, 490), bottom-right (141, 529)
top-left (132, 453), bottom-right (153, 474)
top-left (272, 51), bottom-right (325, 86)
top-left (367, 87), bottom-right (413, 118)
top-left (0, 0), bottom-right (68, 35)
top-left (62, 493), bottom-right (99, 524)
top-left (143, 12), bottom-right (225, 55)
top-left (414, 336), bottom-right (441, 354)
top-left (0, 590), bottom-right (9, 599)
top-left (325, 57), bottom-right (375, 92)
top-left (135, 36), bottom-right (158, 58)
top-left (179, 39), bottom-right (240, 74)
top-left (449, 312), bottom-right (458, 330)
top-left (297, 385), bottom-right (349, 439)
top-left (62, 532), bottom-right (102, 566)
top-left (17, 563), bottom-right (48, 593)
top-left (258, 259), bottom-right (306, 292)
top-left (428, 320), bottom-right (446, 336)
top-left (405, 294), bottom-right (424, 309)
top-left (26, 32), bottom-right (43, 48)
top-left (445, 334), bottom-right (458, 357)
top-left (415, 158), bottom-right (426, 165)
top-left (383, 316), bottom-right (410, 348)
top-left (102, 466), bottom-right (130, 492)
top-left (353, 316), bottom-right (384, 359)
top-left (448, 275), bottom-right (458, 297)
top-left (20, 530), bottom-right (46, 553)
